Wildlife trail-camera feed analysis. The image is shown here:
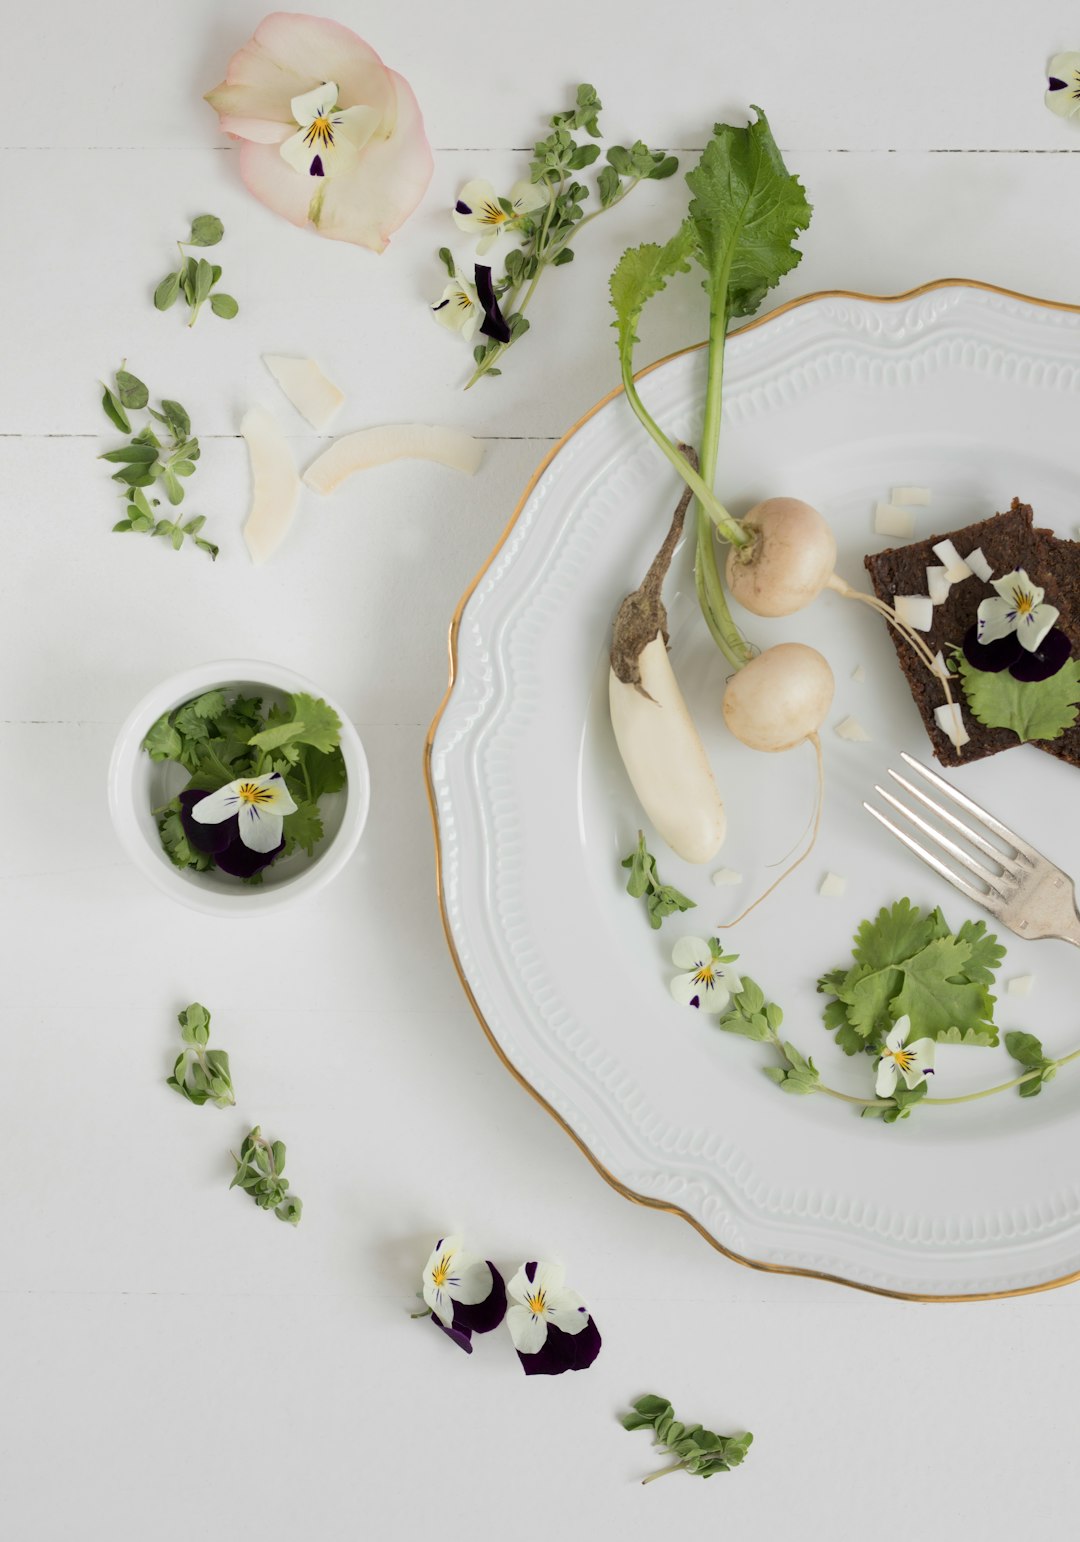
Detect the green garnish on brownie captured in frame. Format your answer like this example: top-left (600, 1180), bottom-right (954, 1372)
top-left (864, 499), bottom-right (1080, 768)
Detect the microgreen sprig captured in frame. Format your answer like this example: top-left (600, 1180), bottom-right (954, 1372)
top-left (154, 214), bottom-right (239, 327)
top-left (622, 832), bottom-right (696, 928)
top-left (622, 1395), bottom-right (753, 1483)
top-left (442, 85), bottom-right (676, 388)
top-left (230, 1126), bottom-right (302, 1225)
top-left (167, 1002), bottom-right (235, 1108)
top-left (99, 364), bottom-right (218, 558)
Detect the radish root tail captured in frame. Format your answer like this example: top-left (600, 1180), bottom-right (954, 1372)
top-left (718, 732), bottom-right (824, 928)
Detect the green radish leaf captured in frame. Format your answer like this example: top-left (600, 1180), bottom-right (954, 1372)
top-left (609, 222), bottom-right (695, 356)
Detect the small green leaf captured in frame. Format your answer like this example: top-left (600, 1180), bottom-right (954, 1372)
top-left (100, 384), bottom-right (131, 434)
top-left (159, 399), bottom-right (190, 439)
top-left (115, 369), bottom-right (149, 410)
top-left (958, 655), bottom-right (1080, 744)
top-left (189, 214), bottom-right (224, 246)
top-left (154, 271), bottom-right (181, 310)
top-left (597, 165), bottom-right (621, 207)
top-left (437, 246), bottom-right (455, 278)
top-left (210, 293), bottom-right (239, 319)
top-left (99, 443), bottom-right (158, 464)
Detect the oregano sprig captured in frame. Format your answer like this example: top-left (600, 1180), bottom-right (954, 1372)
top-left (167, 1002), bottom-right (235, 1108)
top-left (230, 1126), bottom-right (303, 1225)
top-left (621, 831), bottom-right (695, 928)
top-left (98, 364), bottom-right (218, 558)
top-left (154, 214), bottom-right (239, 327)
top-left (621, 1395), bottom-right (753, 1483)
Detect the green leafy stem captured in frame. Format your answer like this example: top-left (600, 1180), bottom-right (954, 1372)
top-left (719, 979), bottom-right (1080, 1123)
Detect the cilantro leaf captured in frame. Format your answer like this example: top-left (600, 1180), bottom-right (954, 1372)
top-left (953, 918), bottom-right (1007, 984)
top-left (282, 800), bottom-right (324, 858)
top-left (304, 746), bottom-right (347, 801)
top-left (609, 223), bottom-right (695, 355)
top-left (851, 898), bottom-right (939, 971)
top-left (142, 713), bottom-right (183, 762)
top-left (957, 656), bottom-right (1080, 743)
top-left (889, 937), bottom-right (997, 1042)
top-left (248, 692), bottom-right (343, 757)
top-left (158, 808), bottom-right (212, 871)
top-left (685, 106), bottom-right (812, 319)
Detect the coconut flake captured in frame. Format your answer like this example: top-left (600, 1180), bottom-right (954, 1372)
top-left (263, 355), bottom-right (345, 432)
top-left (965, 546), bottom-right (993, 582)
top-left (926, 565), bottom-right (951, 605)
top-left (1007, 974), bottom-right (1035, 997)
top-left (874, 502), bottom-right (915, 538)
top-left (934, 703), bottom-right (969, 748)
top-left (932, 539), bottom-right (972, 583)
top-left (851, 664), bottom-right (866, 683)
top-left (819, 872), bottom-right (847, 898)
top-left (303, 425), bottom-right (484, 495)
top-left (890, 486), bottom-right (931, 506)
top-left (931, 650), bottom-right (954, 681)
top-left (835, 715), bottom-right (871, 742)
top-left (894, 593), bottom-right (934, 631)
top-left (711, 867), bottom-right (743, 887)
top-left (241, 407), bottom-right (303, 565)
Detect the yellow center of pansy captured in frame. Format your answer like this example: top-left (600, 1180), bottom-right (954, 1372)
top-left (304, 115), bottom-right (335, 150)
top-left (236, 782), bottom-right (275, 807)
top-left (1012, 587), bottom-right (1035, 615)
top-left (526, 1289), bottom-right (547, 1315)
top-left (692, 963), bottom-right (717, 985)
top-left (431, 1254), bottom-right (452, 1288)
top-left (479, 200), bottom-right (508, 227)
top-left (889, 1047), bottom-right (913, 1072)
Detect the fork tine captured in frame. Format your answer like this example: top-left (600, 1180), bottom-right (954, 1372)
top-left (898, 752), bottom-right (1037, 860)
top-left (862, 802), bottom-right (999, 912)
top-left (885, 768), bottom-right (1025, 874)
top-left (873, 786), bottom-right (1014, 893)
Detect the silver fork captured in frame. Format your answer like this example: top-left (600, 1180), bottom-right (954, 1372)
top-left (864, 752), bottom-right (1080, 947)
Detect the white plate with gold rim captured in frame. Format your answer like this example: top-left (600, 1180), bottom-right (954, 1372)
top-left (427, 281), bottom-right (1080, 1300)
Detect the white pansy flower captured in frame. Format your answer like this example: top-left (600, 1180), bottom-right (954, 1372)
top-left (976, 568), bottom-right (1059, 653)
top-left (505, 1261), bottom-right (590, 1355)
top-left (452, 178), bottom-right (547, 253)
top-left (421, 1235), bottom-right (494, 1328)
top-left (431, 277), bottom-right (482, 340)
top-left (191, 771), bottom-right (297, 854)
top-left (669, 936), bottom-right (742, 1013)
top-left (279, 81), bottom-right (382, 179)
top-left (875, 1016), bottom-right (936, 1098)
top-left (1046, 54), bottom-right (1080, 119)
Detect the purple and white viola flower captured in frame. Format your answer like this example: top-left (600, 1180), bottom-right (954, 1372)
top-left (452, 177), bottom-right (547, 253)
top-left (1046, 53), bottom-right (1080, 118)
top-left (669, 936), bottom-right (742, 1013)
top-left (976, 568), bottom-right (1059, 653)
top-left (191, 771), bottom-right (297, 854)
top-left (505, 1261), bottom-right (601, 1376)
top-left (875, 1016), bottom-right (936, 1099)
top-left (279, 81), bottom-right (385, 181)
top-left (421, 1235), bottom-right (506, 1354)
top-left (431, 276), bottom-right (482, 340)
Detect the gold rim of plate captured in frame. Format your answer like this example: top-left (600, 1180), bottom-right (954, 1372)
top-left (423, 277), bottom-right (1080, 1304)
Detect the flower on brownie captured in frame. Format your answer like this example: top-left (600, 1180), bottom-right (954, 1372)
top-left (178, 771), bottom-right (296, 878)
top-left (452, 178), bottom-right (546, 253)
top-left (1046, 53), bottom-right (1080, 119)
top-left (420, 1235), bottom-right (506, 1354)
top-left (204, 13), bottom-right (433, 251)
top-left (875, 1016), bottom-right (935, 1099)
top-left (964, 567), bottom-right (1070, 682)
top-left (506, 1261), bottom-right (601, 1376)
top-left (669, 936), bottom-right (742, 1013)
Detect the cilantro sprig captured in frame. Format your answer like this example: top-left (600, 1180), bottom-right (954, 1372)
top-left (153, 214), bottom-right (239, 327)
top-left (621, 832), bottom-right (695, 928)
top-left (449, 84), bottom-right (677, 388)
top-left (956, 652), bottom-right (1080, 744)
top-left (144, 688), bottom-right (346, 879)
top-left (622, 1395), bottom-right (752, 1483)
top-left (99, 364), bottom-right (218, 558)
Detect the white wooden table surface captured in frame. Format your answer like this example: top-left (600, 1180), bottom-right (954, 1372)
top-left (5, 3), bottom-right (1080, 1536)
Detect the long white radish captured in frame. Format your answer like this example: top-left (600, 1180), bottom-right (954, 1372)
top-left (609, 453), bottom-right (726, 864)
top-left (610, 635), bottom-right (727, 863)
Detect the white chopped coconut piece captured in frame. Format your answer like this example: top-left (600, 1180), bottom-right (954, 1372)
top-left (894, 593), bottom-right (934, 631)
top-left (932, 539), bottom-right (972, 583)
top-left (303, 425), bottom-right (484, 494)
top-left (926, 564), bottom-right (951, 605)
top-left (819, 872), bottom-right (847, 898)
top-left (931, 650), bottom-right (954, 681)
top-left (874, 502), bottom-right (915, 538)
top-left (240, 406), bottom-right (303, 565)
top-left (934, 703), bottom-right (969, 748)
top-left (891, 486), bottom-right (931, 506)
top-left (835, 715), bottom-right (871, 742)
top-left (851, 664), bottom-right (866, 683)
top-left (711, 867), bottom-right (743, 887)
top-left (964, 546), bottom-right (993, 583)
top-left (262, 355), bottom-right (345, 432)
top-left (1007, 974), bottom-right (1035, 997)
